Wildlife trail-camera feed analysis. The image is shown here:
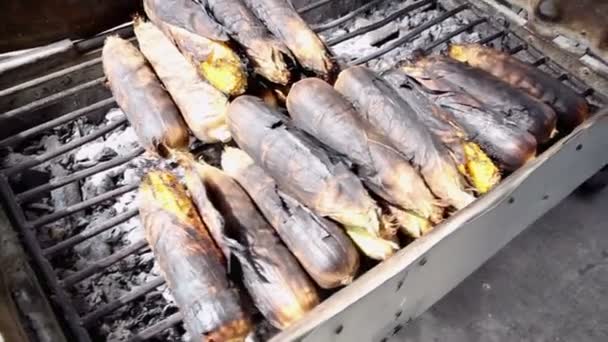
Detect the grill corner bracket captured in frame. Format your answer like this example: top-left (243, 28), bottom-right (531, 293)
top-left (0, 206), bottom-right (67, 342)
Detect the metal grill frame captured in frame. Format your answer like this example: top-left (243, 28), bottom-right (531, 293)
top-left (0, 0), bottom-right (607, 341)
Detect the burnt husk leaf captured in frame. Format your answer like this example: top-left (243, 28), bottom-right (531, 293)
top-left (179, 154), bottom-right (319, 329)
top-left (222, 147), bottom-right (360, 289)
top-left (334, 66), bottom-right (474, 209)
top-left (139, 171), bottom-right (251, 341)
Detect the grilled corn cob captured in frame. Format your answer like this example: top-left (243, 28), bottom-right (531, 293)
top-left (400, 62), bottom-right (538, 172)
top-left (401, 56), bottom-right (557, 144)
top-left (139, 170), bottom-right (251, 341)
top-left (334, 66), bottom-right (474, 210)
top-left (222, 147), bottom-right (359, 288)
top-left (287, 78), bottom-right (442, 225)
top-left (243, 0), bottom-right (337, 80)
top-left (448, 43), bottom-right (589, 132)
top-left (144, 0), bottom-right (247, 96)
top-left (206, 0), bottom-right (293, 84)
top-left (384, 70), bottom-right (501, 194)
top-left (102, 36), bottom-right (188, 156)
top-left (227, 95), bottom-right (398, 260)
top-left (134, 19), bottom-right (231, 143)
top-left (386, 205), bottom-right (433, 239)
top-left (176, 152), bottom-right (319, 329)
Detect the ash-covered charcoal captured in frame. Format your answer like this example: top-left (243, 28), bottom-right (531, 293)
top-left (319, 0), bottom-right (501, 72)
top-left (10, 104), bottom-right (189, 341)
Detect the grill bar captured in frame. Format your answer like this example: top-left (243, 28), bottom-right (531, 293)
top-left (313, 0), bottom-right (386, 33)
top-left (43, 208), bottom-right (139, 257)
top-left (420, 18), bottom-right (486, 53)
top-left (352, 4), bottom-right (469, 65)
top-left (130, 313), bottom-right (183, 342)
top-left (16, 147), bottom-right (144, 202)
top-left (327, 0), bottom-right (436, 46)
top-left (82, 277), bottom-right (166, 326)
top-left (0, 77), bottom-right (106, 122)
top-left (298, 0), bottom-right (333, 14)
top-left (29, 183), bottom-right (137, 229)
top-left (60, 239), bottom-right (149, 287)
top-left (4, 118), bottom-right (127, 176)
top-left (0, 57), bottom-right (103, 110)
top-left (0, 97), bottom-right (116, 148)
top-left (477, 30), bottom-right (506, 44)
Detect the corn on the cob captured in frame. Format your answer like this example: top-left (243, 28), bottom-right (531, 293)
top-left (401, 56), bottom-right (557, 144)
top-left (334, 66), bottom-right (474, 210)
top-left (102, 37), bottom-right (189, 156)
top-left (287, 78), bottom-right (442, 225)
top-left (243, 0), bottom-right (337, 80)
top-left (221, 147), bottom-right (360, 288)
top-left (138, 170), bottom-right (251, 341)
top-left (144, 0), bottom-right (248, 96)
top-left (448, 43), bottom-right (589, 132)
top-left (400, 62), bottom-right (538, 172)
top-left (206, 0), bottom-right (293, 84)
top-left (176, 152), bottom-right (319, 329)
top-left (134, 19), bottom-right (231, 143)
top-left (227, 95), bottom-right (398, 260)
top-left (383, 70), bottom-right (501, 194)
top-left (386, 205), bottom-right (433, 239)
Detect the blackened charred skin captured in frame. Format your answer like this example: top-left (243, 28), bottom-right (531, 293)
top-left (243, 0), bottom-right (337, 81)
top-left (335, 66), bottom-right (474, 210)
top-left (448, 44), bottom-right (589, 132)
top-left (205, 0), bottom-right (293, 84)
top-left (287, 78), bottom-right (442, 222)
top-left (102, 37), bottom-right (189, 156)
top-left (139, 171), bottom-right (251, 341)
top-left (226, 96), bottom-right (379, 226)
top-left (222, 149), bottom-right (360, 289)
top-left (403, 56), bottom-right (557, 144)
top-left (143, 0), bottom-right (228, 40)
top-left (184, 159), bottom-right (319, 329)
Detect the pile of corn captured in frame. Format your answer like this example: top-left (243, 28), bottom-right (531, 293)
top-left (102, 0), bottom-right (589, 339)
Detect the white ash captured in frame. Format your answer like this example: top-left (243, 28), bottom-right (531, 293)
top-left (5, 106), bottom-right (185, 341)
top-left (321, 0), bottom-right (505, 73)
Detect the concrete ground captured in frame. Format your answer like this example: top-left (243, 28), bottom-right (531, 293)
top-left (393, 186), bottom-right (608, 342)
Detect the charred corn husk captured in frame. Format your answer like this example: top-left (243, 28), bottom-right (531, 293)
top-left (287, 78), bottom-right (442, 224)
top-left (143, 0), bottom-right (228, 41)
top-left (144, 0), bottom-right (247, 96)
top-left (448, 43), bottom-right (589, 132)
top-left (386, 205), bottom-right (433, 239)
top-left (334, 66), bottom-right (474, 210)
top-left (102, 37), bottom-right (188, 156)
top-left (221, 147), bottom-right (359, 288)
top-left (227, 96), bottom-right (398, 260)
top-left (139, 170), bottom-right (251, 341)
top-left (400, 61), bottom-right (538, 172)
top-left (206, 0), bottom-right (293, 84)
top-left (383, 70), bottom-right (500, 194)
top-left (401, 56), bottom-right (557, 144)
top-left (134, 19), bottom-right (231, 143)
top-left (243, 0), bottom-right (337, 80)
top-left (176, 152), bottom-right (319, 329)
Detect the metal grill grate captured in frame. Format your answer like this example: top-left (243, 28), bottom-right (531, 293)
top-left (1, 0), bottom-right (606, 341)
